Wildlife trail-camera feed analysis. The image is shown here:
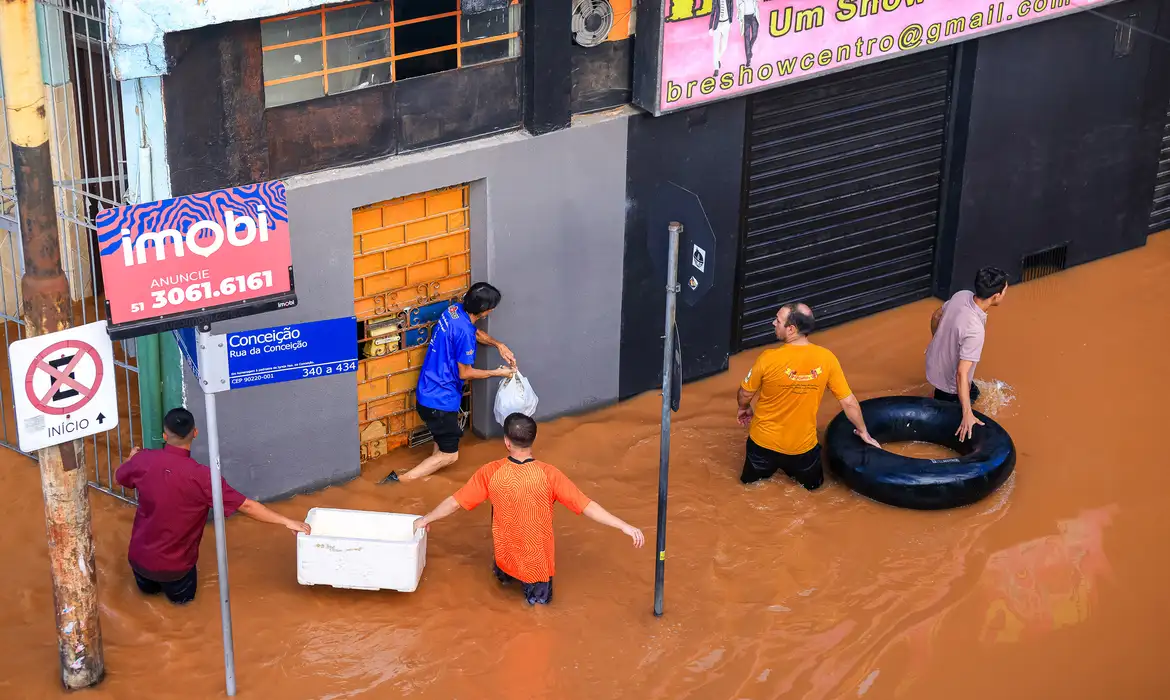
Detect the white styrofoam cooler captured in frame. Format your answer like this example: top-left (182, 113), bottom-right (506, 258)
top-left (297, 508), bottom-right (426, 593)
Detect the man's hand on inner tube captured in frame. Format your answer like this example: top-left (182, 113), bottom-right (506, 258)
top-left (955, 361), bottom-right (982, 442)
top-left (854, 430), bottom-right (881, 449)
top-left (957, 411), bottom-right (984, 442)
top-left (839, 394), bottom-right (881, 449)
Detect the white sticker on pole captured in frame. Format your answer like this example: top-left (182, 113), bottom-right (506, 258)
top-left (7, 320), bottom-right (120, 452)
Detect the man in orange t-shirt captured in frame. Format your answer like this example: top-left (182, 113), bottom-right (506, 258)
top-left (414, 413), bottom-right (644, 605)
top-left (736, 303), bottom-right (880, 489)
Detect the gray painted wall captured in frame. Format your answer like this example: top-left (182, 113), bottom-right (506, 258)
top-left (184, 114), bottom-right (630, 501)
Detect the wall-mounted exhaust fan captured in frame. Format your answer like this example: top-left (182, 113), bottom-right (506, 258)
top-left (572, 0), bottom-right (614, 48)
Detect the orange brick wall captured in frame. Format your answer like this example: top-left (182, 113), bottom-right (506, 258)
top-left (353, 185), bottom-right (471, 464)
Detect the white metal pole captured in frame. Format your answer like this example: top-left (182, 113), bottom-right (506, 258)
top-left (198, 328), bottom-right (237, 696)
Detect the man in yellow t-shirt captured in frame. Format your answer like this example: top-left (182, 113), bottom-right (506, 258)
top-left (736, 303), bottom-right (880, 489)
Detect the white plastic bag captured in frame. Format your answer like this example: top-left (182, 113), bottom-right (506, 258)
top-left (494, 371), bottom-right (539, 426)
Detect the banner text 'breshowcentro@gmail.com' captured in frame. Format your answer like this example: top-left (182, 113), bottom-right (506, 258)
top-left (659, 0), bottom-right (1119, 111)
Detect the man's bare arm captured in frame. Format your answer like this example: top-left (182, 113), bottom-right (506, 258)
top-left (930, 305), bottom-right (944, 336)
top-left (475, 328), bottom-right (499, 348)
top-left (237, 499), bottom-right (310, 534)
top-left (458, 363), bottom-right (512, 381)
top-left (414, 495), bottom-right (462, 532)
top-left (955, 360), bottom-right (984, 441)
top-left (737, 388), bottom-right (755, 409)
top-left (839, 394), bottom-right (881, 448)
top-left (736, 388), bottom-right (756, 427)
top-left (582, 502), bottom-right (644, 547)
top-left (475, 329), bottom-right (516, 367)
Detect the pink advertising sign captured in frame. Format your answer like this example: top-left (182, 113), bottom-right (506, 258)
top-left (640, 0), bottom-right (1120, 114)
top-left (96, 181), bottom-right (297, 339)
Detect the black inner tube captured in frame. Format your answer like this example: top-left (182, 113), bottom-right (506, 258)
top-left (825, 396), bottom-right (1016, 510)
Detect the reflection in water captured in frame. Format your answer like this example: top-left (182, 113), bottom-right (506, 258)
top-left (884, 505), bottom-right (1116, 695)
top-left (0, 233), bottom-right (1167, 699)
top-left (979, 506), bottom-right (1117, 644)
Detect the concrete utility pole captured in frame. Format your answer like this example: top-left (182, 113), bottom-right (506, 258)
top-left (0, 0), bottom-right (105, 689)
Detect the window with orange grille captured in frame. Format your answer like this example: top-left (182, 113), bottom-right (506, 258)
top-left (261, 0), bottom-right (522, 108)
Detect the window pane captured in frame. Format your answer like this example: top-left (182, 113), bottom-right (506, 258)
top-left (262, 43), bottom-right (323, 82)
top-left (265, 76), bottom-right (325, 108)
top-left (327, 63), bottom-right (393, 95)
top-left (395, 51), bottom-right (457, 81)
top-left (394, 0), bottom-right (458, 23)
top-left (461, 40), bottom-right (511, 66)
top-left (261, 14), bottom-right (322, 46)
top-left (325, 3), bottom-right (390, 34)
top-left (70, 16), bottom-right (104, 41)
top-left (395, 16), bottom-right (458, 56)
top-left (462, 8), bottom-right (512, 41)
top-left (326, 29), bottom-right (391, 68)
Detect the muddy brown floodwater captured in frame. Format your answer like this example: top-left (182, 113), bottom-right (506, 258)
top-left (2, 233), bottom-right (1170, 700)
top-left (882, 442), bottom-right (963, 460)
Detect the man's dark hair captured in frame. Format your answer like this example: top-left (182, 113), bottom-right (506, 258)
top-left (781, 303), bottom-right (816, 336)
top-left (463, 282), bottom-right (502, 315)
top-left (974, 267), bottom-right (1009, 299)
top-left (504, 413), bottom-right (537, 448)
top-left (164, 407), bottom-right (196, 440)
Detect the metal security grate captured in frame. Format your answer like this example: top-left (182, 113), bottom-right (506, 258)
top-left (1148, 106), bottom-right (1170, 233)
top-left (736, 48), bottom-right (955, 351)
top-left (0, 0), bottom-right (142, 504)
top-left (1020, 243), bottom-right (1068, 283)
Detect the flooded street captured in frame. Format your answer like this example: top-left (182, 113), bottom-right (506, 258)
top-left (2, 233), bottom-right (1169, 700)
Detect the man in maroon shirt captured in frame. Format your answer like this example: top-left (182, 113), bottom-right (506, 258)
top-left (115, 408), bottom-right (310, 604)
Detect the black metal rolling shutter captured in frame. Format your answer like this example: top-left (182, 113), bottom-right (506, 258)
top-left (1149, 104), bottom-right (1170, 233)
top-left (736, 49), bottom-right (954, 350)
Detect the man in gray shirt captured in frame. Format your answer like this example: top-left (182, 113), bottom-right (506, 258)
top-left (925, 267), bottom-right (1009, 441)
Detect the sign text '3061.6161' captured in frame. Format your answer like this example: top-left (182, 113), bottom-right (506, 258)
top-left (95, 180), bottom-right (297, 340)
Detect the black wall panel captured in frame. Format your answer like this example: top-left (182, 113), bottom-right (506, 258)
top-left (397, 60), bottom-right (522, 152)
top-left (940, 0), bottom-right (1170, 293)
top-left (164, 20), bottom-right (523, 191)
top-left (265, 83), bottom-right (398, 180)
top-left (164, 21), bottom-right (269, 196)
top-left (570, 39), bottom-right (633, 114)
top-left (523, 0), bottom-right (572, 134)
top-left (620, 99), bottom-right (747, 400)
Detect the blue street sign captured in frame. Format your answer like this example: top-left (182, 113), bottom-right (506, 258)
top-left (224, 316), bottom-right (357, 390)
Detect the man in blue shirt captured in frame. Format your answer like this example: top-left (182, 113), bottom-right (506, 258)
top-left (384, 282), bottom-right (516, 483)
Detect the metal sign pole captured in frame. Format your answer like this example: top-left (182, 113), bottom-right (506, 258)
top-left (653, 222), bottom-right (681, 617)
top-left (198, 327), bottom-right (237, 696)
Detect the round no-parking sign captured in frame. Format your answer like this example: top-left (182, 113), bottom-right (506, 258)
top-left (7, 321), bottom-right (119, 452)
top-left (24, 339), bottom-right (105, 415)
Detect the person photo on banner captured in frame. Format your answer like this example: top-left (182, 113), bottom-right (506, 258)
top-left (738, 0), bottom-right (759, 69)
top-left (709, 0), bottom-right (734, 75)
